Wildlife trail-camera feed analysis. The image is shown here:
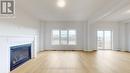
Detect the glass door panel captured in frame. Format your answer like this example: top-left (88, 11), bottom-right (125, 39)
top-left (104, 31), bottom-right (112, 49)
top-left (97, 30), bottom-right (112, 50)
top-left (97, 31), bottom-right (104, 50)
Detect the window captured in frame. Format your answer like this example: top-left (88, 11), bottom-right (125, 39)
top-left (61, 30), bottom-right (67, 45)
top-left (52, 30), bottom-right (60, 45)
top-left (69, 30), bottom-right (76, 45)
top-left (51, 30), bottom-right (77, 45)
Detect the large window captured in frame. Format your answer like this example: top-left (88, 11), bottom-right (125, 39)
top-left (52, 30), bottom-right (77, 45)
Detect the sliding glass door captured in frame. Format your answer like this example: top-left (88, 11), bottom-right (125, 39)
top-left (97, 30), bottom-right (112, 50)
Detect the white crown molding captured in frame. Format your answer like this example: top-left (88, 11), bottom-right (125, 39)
top-left (88, 0), bottom-right (130, 24)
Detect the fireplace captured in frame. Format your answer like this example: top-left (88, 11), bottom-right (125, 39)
top-left (10, 44), bottom-right (31, 71)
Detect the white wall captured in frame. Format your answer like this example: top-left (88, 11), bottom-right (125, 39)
top-left (95, 21), bottom-right (130, 52)
top-left (40, 21), bottom-right (121, 51)
top-left (126, 23), bottom-right (130, 51)
top-left (117, 22), bottom-right (130, 52)
top-left (40, 21), bottom-right (88, 51)
top-left (118, 23), bottom-right (127, 51)
top-left (39, 20), bottom-right (130, 52)
top-left (125, 23), bottom-right (130, 51)
top-left (88, 22), bottom-right (119, 51)
top-left (0, 5), bottom-right (40, 73)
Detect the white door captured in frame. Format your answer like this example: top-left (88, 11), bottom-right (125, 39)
top-left (97, 30), bottom-right (112, 50)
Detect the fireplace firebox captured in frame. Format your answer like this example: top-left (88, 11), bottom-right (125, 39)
top-left (10, 44), bottom-right (31, 71)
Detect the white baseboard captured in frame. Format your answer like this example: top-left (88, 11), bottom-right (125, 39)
top-left (84, 49), bottom-right (94, 52)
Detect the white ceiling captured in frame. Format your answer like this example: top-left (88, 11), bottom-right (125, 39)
top-left (101, 5), bottom-right (130, 22)
top-left (17, 0), bottom-right (115, 21)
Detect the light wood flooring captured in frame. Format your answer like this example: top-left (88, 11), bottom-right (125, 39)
top-left (11, 51), bottom-right (130, 73)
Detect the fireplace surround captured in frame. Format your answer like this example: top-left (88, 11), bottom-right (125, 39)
top-left (10, 44), bottom-right (32, 71)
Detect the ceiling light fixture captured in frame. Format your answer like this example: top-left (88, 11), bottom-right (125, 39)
top-left (57, 0), bottom-right (66, 8)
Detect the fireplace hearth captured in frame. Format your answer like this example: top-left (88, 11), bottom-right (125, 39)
top-left (10, 44), bottom-right (31, 71)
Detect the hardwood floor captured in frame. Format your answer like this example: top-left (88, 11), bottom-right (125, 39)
top-left (11, 51), bottom-right (130, 73)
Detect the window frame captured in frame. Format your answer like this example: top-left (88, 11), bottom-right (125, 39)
top-left (51, 29), bottom-right (77, 45)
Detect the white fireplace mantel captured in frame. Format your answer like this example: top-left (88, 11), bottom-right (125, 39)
top-left (0, 35), bottom-right (38, 73)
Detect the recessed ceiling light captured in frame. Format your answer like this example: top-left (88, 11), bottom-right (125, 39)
top-left (57, 0), bottom-right (66, 8)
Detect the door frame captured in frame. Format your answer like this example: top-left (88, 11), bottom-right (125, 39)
top-left (96, 30), bottom-right (113, 50)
